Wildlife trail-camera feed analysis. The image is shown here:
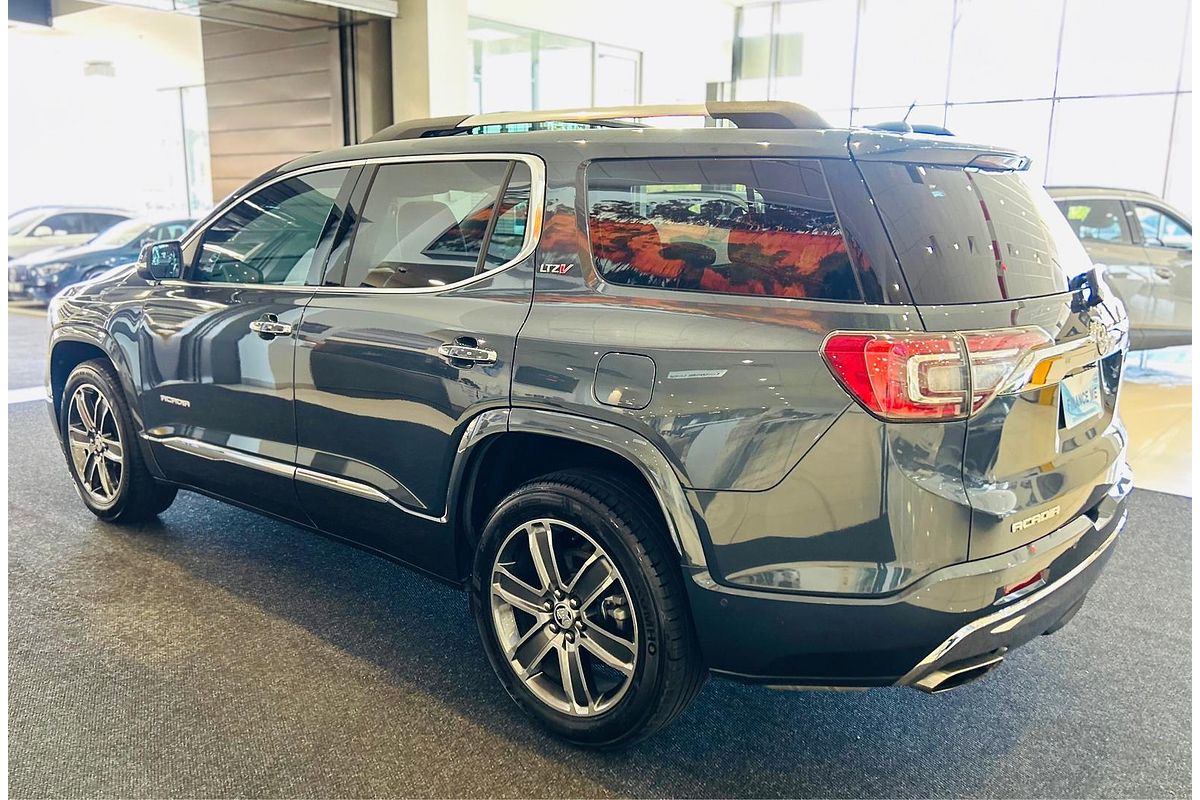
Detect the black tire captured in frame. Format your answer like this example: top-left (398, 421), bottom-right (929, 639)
top-left (470, 468), bottom-right (706, 747)
top-left (60, 359), bottom-right (177, 523)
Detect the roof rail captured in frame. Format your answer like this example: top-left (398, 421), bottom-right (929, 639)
top-left (365, 101), bottom-right (832, 142)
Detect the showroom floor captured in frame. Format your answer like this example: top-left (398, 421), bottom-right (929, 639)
top-left (7, 309), bottom-right (1192, 798)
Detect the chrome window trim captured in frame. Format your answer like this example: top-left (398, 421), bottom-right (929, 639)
top-left (162, 152), bottom-right (546, 296)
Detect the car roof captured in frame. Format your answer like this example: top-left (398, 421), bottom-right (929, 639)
top-left (1045, 187), bottom-right (1190, 220)
top-left (279, 126), bottom-right (1024, 179)
top-left (1046, 186), bottom-right (1167, 201)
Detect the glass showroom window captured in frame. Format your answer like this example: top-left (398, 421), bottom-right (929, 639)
top-left (468, 19), bottom-right (640, 113)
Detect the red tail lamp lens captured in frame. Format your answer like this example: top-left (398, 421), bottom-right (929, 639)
top-left (821, 328), bottom-right (1051, 422)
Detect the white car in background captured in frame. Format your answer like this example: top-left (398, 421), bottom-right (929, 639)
top-left (1048, 187), bottom-right (1191, 350)
top-left (8, 206), bottom-right (134, 261)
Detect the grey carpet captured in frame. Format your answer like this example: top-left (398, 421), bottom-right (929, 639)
top-left (8, 400), bottom-right (1191, 798)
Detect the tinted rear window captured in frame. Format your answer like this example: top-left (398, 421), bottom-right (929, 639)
top-left (585, 158), bottom-right (866, 301)
top-left (858, 163), bottom-right (1093, 304)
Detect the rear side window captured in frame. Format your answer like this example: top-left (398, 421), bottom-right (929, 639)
top-left (858, 163), bottom-right (1093, 304)
top-left (1054, 199), bottom-right (1132, 243)
top-left (329, 160), bottom-right (531, 289)
top-left (585, 158), bottom-right (864, 301)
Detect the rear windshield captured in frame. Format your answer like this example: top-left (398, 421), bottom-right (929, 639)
top-left (857, 162), bottom-right (1093, 304)
top-left (585, 158), bottom-right (867, 302)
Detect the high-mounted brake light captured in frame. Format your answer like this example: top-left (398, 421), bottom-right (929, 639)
top-left (820, 327), bottom-right (1051, 422)
top-left (967, 153), bottom-right (1030, 171)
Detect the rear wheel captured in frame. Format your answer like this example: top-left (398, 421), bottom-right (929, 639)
top-left (470, 469), bottom-right (706, 747)
top-left (60, 359), bottom-right (177, 523)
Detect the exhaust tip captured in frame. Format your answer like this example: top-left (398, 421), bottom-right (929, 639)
top-left (913, 650), bottom-right (1006, 694)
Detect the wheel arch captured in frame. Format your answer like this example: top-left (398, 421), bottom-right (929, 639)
top-left (452, 408), bottom-right (708, 580)
top-left (49, 328), bottom-right (141, 431)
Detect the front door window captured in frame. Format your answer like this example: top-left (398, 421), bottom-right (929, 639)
top-left (192, 168), bottom-right (349, 285)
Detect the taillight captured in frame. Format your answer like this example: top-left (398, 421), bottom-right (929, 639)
top-left (820, 327), bottom-right (1051, 422)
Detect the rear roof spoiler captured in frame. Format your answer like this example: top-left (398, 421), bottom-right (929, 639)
top-left (366, 101), bottom-right (832, 142)
top-left (848, 130), bottom-right (1029, 169)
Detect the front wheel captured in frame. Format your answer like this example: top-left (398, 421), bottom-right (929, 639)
top-left (470, 469), bottom-right (706, 747)
top-left (60, 359), bottom-right (177, 523)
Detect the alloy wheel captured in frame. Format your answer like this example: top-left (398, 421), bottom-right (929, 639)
top-left (66, 383), bottom-right (124, 507)
top-left (489, 518), bottom-right (639, 717)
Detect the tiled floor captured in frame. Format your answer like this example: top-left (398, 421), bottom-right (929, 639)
top-left (1121, 346), bottom-right (1192, 497)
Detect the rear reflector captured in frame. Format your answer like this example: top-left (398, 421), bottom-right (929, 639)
top-left (820, 327), bottom-right (1051, 421)
top-left (1000, 568), bottom-right (1050, 602)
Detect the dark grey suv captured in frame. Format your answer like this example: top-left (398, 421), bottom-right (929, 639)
top-left (47, 102), bottom-right (1132, 747)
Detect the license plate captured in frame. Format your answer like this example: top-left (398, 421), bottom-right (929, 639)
top-left (8, 282), bottom-right (22, 294)
top-left (1060, 367), bottom-right (1103, 428)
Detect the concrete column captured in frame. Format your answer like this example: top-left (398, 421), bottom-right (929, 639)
top-left (391, 0), bottom-right (468, 123)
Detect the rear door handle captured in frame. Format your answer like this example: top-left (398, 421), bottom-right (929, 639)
top-left (1154, 267), bottom-right (1175, 280)
top-left (438, 340), bottom-right (497, 365)
top-left (249, 314), bottom-right (294, 339)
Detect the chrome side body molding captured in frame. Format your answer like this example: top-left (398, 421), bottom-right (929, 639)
top-left (141, 408), bottom-right (708, 570)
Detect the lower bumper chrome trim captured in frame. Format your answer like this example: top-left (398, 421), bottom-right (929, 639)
top-left (898, 508), bottom-right (1126, 687)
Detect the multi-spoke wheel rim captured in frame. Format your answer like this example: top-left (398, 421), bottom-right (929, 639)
top-left (66, 383), bottom-right (124, 507)
top-left (490, 518), bottom-right (639, 717)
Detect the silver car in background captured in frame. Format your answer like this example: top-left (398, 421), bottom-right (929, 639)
top-left (1048, 187), bottom-right (1191, 350)
top-left (7, 206), bottom-right (134, 262)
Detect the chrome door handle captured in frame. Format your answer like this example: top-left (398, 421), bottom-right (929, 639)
top-left (438, 342), bottom-right (497, 364)
top-left (249, 314), bottom-right (294, 338)
top-left (1154, 267), bottom-right (1175, 280)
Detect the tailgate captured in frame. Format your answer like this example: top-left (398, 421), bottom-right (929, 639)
top-left (922, 295), bottom-right (1128, 558)
top-left (854, 147), bottom-right (1131, 558)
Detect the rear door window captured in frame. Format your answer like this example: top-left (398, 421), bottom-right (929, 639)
top-left (858, 162), bottom-right (1093, 304)
top-left (1135, 204), bottom-right (1192, 249)
top-left (1054, 199), bottom-right (1133, 244)
top-left (328, 160), bottom-right (531, 289)
top-left (585, 158), bottom-right (866, 301)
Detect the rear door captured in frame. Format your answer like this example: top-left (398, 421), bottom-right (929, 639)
top-left (1130, 201), bottom-right (1192, 347)
top-left (292, 154), bottom-right (540, 572)
top-left (856, 154), bottom-right (1128, 559)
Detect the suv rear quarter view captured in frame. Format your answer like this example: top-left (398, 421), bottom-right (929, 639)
top-left (45, 101), bottom-right (1132, 747)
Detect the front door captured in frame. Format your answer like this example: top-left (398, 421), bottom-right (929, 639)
top-left (137, 166), bottom-right (354, 522)
top-left (293, 155), bottom-right (540, 574)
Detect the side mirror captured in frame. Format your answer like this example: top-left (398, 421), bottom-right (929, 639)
top-left (32, 225), bottom-right (53, 237)
top-left (137, 240), bottom-right (183, 281)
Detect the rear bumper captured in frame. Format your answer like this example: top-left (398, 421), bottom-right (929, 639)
top-left (685, 470), bottom-right (1131, 687)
